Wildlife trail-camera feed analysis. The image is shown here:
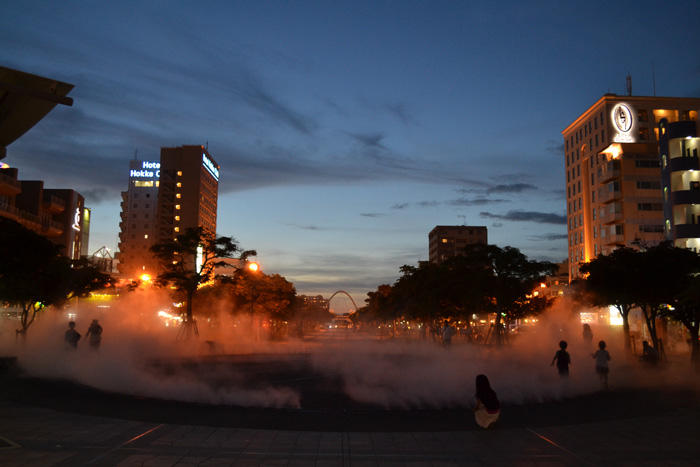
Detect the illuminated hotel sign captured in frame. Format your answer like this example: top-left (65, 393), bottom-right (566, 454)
top-left (130, 161), bottom-right (160, 179)
top-left (612, 103), bottom-right (636, 143)
top-left (72, 207), bottom-right (81, 231)
top-left (202, 153), bottom-right (219, 180)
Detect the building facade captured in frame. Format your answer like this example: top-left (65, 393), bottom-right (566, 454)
top-left (428, 225), bottom-right (488, 264)
top-left (562, 94), bottom-right (700, 280)
top-left (0, 167), bottom-right (89, 260)
top-left (117, 145), bottom-right (220, 279)
top-left (659, 118), bottom-right (700, 250)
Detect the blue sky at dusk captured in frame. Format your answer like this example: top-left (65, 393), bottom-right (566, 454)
top-left (2, 1), bottom-right (700, 312)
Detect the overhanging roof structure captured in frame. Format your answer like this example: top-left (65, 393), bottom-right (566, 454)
top-left (0, 66), bottom-right (74, 160)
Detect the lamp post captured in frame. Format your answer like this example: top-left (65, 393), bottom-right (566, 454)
top-left (248, 262), bottom-right (260, 340)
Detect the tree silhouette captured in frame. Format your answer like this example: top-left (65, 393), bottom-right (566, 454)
top-left (0, 217), bottom-right (114, 338)
top-left (150, 227), bottom-right (255, 338)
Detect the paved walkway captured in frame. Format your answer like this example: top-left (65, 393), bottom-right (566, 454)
top-left (1, 386), bottom-right (700, 466)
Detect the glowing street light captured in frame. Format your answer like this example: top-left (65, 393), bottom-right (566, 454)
top-left (247, 261), bottom-right (261, 340)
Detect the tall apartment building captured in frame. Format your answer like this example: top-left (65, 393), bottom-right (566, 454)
top-left (428, 225), bottom-right (488, 264)
top-left (117, 145), bottom-right (220, 279)
top-left (0, 167), bottom-right (89, 260)
top-left (659, 118), bottom-right (700, 250)
top-left (562, 94), bottom-right (700, 280)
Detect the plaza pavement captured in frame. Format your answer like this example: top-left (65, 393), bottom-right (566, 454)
top-left (1, 371), bottom-right (700, 466)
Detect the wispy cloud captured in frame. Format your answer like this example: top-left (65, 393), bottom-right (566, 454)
top-left (485, 183), bottom-right (537, 194)
top-left (479, 210), bottom-right (567, 224)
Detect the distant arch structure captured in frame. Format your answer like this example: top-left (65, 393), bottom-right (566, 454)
top-left (328, 291), bottom-right (359, 314)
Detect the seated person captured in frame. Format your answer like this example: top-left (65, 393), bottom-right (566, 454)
top-left (641, 340), bottom-right (659, 364)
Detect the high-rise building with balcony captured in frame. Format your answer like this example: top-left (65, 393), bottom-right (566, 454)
top-left (0, 167), bottom-right (88, 260)
top-left (659, 118), bottom-right (700, 250)
top-left (562, 93), bottom-right (700, 280)
top-left (117, 145), bottom-right (219, 279)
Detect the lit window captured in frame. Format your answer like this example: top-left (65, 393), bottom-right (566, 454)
top-left (177, 182), bottom-right (182, 187)
top-left (174, 227), bottom-right (180, 232)
top-left (144, 234), bottom-right (148, 239)
top-left (175, 216), bottom-right (180, 221)
top-left (177, 171), bottom-right (182, 176)
top-left (176, 193), bottom-right (181, 199)
top-left (175, 205), bottom-right (181, 210)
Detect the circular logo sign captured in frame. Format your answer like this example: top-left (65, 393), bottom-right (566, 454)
top-left (612, 104), bottom-right (633, 133)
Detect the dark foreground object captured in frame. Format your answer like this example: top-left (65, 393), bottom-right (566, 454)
top-left (1, 372), bottom-right (697, 432)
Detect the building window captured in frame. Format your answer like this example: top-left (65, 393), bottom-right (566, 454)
top-left (175, 216), bottom-right (180, 221)
top-left (174, 227), bottom-right (180, 232)
top-left (176, 193), bottom-right (181, 199)
top-left (639, 128), bottom-right (649, 140)
top-left (637, 203), bottom-right (662, 211)
top-left (593, 226), bottom-right (597, 238)
top-left (133, 203), bottom-right (137, 208)
top-left (177, 171), bottom-right (183, 176)
top-left (177, 182), bottom-right (182, 187)
top-left (175, 205), bottom-right (181, 210)
top-left (636, 181), bottom-right (661, 190)
top-left (144, 234), bottom-right (149, 239)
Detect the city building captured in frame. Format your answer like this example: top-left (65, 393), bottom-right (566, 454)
top-left (0, 167), bottom-right (89, 260)
top-left (117, 145), bottom-right (220, 279)
top-left (659, 118), bottom-right (700, 251)
top-left (562, 92), bottom-right (700, 280)
top-left (428, 225), bottom-right (488, 264)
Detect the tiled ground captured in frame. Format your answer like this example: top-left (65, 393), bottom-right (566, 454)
top-left (1, 398), bottom-right (700, 466)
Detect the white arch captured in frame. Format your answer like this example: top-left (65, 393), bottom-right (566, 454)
top-left (327, 290), bottom-right (359, 313)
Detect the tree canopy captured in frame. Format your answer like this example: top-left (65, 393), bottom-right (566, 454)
top-left (359, 243), bottom-right (558, 342)
top-left (0, 217), bottom-right (114, 337)
top-left (149, 227), bottom-right (255, 331)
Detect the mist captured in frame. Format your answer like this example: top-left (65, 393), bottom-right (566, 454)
top-left (1, 292), bottom-right (694, 410)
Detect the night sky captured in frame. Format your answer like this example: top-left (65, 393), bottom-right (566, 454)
top-left (3, 1), bottom-right (699, 312)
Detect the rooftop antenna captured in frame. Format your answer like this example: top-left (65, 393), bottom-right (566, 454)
top-left (626, 73), bottom-right (632, 96)
top-left (458, 215), bottom-right (466, 225)
top-left (206, 141), bottom-right (209, 151)
top-left (652, 61), bottom-right (656, 96)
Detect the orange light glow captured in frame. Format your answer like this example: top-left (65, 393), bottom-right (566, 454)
top-left (248, 262), bottom-right (260, 272)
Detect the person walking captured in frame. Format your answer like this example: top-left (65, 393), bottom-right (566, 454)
top-left (64, 321), bottom-right (81, 349)
top-left (592, 340), bottom-right (611, 390)
top-left (85, 319), bottom-right (103, 350)
top-left (441, 320), bottom-right (455, 348)
top-left (551, 340), bottom-right (571, 377)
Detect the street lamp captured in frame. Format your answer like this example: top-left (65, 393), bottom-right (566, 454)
top-left (247, 262), bottom-right (261, 340)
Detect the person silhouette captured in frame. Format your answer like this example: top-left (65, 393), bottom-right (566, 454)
top-left (473, 374), bottom-right (500, 429)
top-left (64, 321), bottom-right (81, 349)
top-left (85, 319), bottom-right (103, 350)
top-left (551, 340), bottom-right (571, 377)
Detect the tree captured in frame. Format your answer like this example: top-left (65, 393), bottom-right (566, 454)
top-left (149, 227), bottom-right (255, 338)
top-left (579, 247), bottom-right (639, 352)
top-left (666, 274), bottom-right (700, 365)
top-left (451, 244), bottom-right (557, 344)
top-left (0, 218), bottom-right (114, 338)
top-left (228, 267), bottom-right (296, 339)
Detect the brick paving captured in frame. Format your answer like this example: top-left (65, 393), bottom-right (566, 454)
top-left (1, 390), bottom-right (700, 466)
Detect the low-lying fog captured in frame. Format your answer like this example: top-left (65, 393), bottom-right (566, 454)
top-left (0, 290), bottom-right (696, 410)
